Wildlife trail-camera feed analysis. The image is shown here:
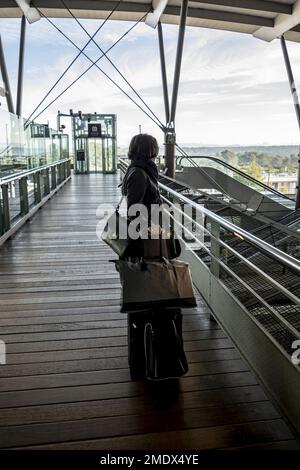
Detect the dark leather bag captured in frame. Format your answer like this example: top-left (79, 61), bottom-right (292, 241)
top-left (101, 196), bottom-right (133, 258)
top-left (116, 258), bottom-right (197, 312)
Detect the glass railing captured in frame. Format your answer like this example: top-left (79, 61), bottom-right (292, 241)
top-left (0, 109), bottom-right (69, 179)
top-left (0, 159), bottom-right (71, 240)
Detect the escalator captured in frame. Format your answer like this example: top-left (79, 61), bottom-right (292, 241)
top-left (157, 172), bottom-right (300, 261)
top-left (176, 155), bottom-right (296, 219)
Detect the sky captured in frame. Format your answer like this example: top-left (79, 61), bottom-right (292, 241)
top-left (1, 16), bottom-right (300, 146)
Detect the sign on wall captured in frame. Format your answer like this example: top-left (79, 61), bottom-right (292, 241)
top-left (88, 123), bottom-right (102, 138)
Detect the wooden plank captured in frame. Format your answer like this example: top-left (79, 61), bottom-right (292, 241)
top-left (0, 372), bottom-right (259, 409)
top-left (0, 384), bottom-right (268, 427)
top-left (0, 327), bottom-right (226, 345)
top-left (13, 420), bottom-right (295, 450)
top-left (0, 359), bottom-right (249, 392)
top-left (2, 337), bottom-right (232, 355)
top-left (0, 320), bottom-right (223, 335)
top-left (0, 349), bottom-right (241, 378)
top-left (0, 402), bottom-right (282, 449)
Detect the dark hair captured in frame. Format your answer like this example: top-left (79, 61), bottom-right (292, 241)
top-left (128, 134), bottom-right (159, 161)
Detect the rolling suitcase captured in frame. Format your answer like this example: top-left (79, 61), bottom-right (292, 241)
top-left (127, 308), bottom-right (188, 380)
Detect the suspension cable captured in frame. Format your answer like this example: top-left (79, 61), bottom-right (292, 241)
top-left (61, 0), bottom-right (165, 129)
top-left (28, 18), bottom-right (143, 124)
top-left (25, 0), bottom-right (122, 125)
top-left (30, 8), bottom-right (163, 130)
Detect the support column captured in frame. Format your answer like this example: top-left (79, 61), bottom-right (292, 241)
top-left (0, 34), bottom-right (15, 114)
top-left (16, 15), bottom-right (27, 117)
top-left (164, 129), bottom-right (176, 178)
top-left (156, 2), bottom-right (188, 178)
top-left (169, 0), bottom-right (189, 124)
top-left (157, 21), bottom-right (170, 124)
top-left (280, 35), bottom-right (300, 209)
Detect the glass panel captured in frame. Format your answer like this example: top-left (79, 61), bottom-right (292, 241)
top-left (0, 109), bottom-right (69, 179)
top-left (40, 171), bottom-right (45, 197)
top-left (27, 174), bottom-right (35, 207)
top-left (88, 139), bottom-right (103, 172)
top-left (8, 180), bottom-right (21, 222)
top-left (73, 113), bottom-right (116, 174)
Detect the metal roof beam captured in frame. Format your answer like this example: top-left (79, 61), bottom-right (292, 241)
top-left (165, 5), bottom-right (274, 27)
top-left (15, 0), bottom-right (40, 23)
top-left (2, 1), bottom-right (274, 27)
top-left (146, 0), bottom-right (168, 28)
top-left (254, 0), bottom-right (300, 41)
top-left (192, 1), bottom-right (292, 15)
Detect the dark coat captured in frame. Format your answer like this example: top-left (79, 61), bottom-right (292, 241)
top-left (122, 160), bottom-right (161, 212)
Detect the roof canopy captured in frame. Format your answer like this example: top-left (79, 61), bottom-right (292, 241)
top-left (1, 1), bottom-right (300, 42)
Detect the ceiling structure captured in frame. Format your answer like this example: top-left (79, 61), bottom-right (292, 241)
top-left (1, 1), bottom-right (300, 42)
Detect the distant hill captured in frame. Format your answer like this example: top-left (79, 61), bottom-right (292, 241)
top-left (178, 145), bottom-right (299, 157)
top-left (118, 145), bottom-right (299, 158)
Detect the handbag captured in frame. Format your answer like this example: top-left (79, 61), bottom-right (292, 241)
top-left (102, 196), bottom-right (181, 259)
top-left (116, 258), bottom-right (197, 312)
top-left (101, 195), bottom-right (133, 258)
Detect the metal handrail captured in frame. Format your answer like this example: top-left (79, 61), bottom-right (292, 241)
top-left (161, 195), bottom-right (300, 341)
top-left (159, 180), bottom-right (300, 275)
top-left (118, 157), bottom-right (300, 273)
top-left (162, 194), bottom-right (300, 306)
top-left (176, 155), bottom-right (295, 202)
top-left (0, 158), bottom-right (70, 185)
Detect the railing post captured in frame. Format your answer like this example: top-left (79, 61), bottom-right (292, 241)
top-left (34, 172), bottom-right (41, 204)
top-left (19, 176), bottom-right (29, 216)
top-left (51, 165), bottom-right (56, 190)
top-left (57, 163), bottom-right (62, 185)
top-left (210, 220), bottom-right (221, 279)
top-left (44, 168), bottom-right (50, 195)
top-left (2, 184), bottom-right (10, 232)
top-left (0, 191), bottom-right (3, 236)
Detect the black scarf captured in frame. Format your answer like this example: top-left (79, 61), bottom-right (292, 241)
top-left (129, 158), bottom-right (159, 183)
top-left (122, 158), bottom-right (159, 191)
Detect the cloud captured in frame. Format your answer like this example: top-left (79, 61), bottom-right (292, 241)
top-left (1, 18), bottom-right (300, 145)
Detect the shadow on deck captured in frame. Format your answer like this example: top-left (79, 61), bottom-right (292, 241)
top-left (0, 173), bottom-right (299, 450)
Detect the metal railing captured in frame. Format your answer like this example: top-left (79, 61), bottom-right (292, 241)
top-left (0, 158), bottom-right (71, 245)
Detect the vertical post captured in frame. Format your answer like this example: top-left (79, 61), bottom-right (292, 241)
top-left (19, 176), bottom-right (29, 216)
top-left (169, 0), bottom-right (189, 124)
top-left (157, 21), bottom-right (170, 124)
top-left (16, 15), bottom-right (26, 117)
top-left (2, 184), bottom-right (10, 232)
top-left (210, 220), bottom-right (221, 278)
top-left (164, 130), bottom-right (176, 178)
top-left (162, 0), bottom-right (188, 179)
top-left (51, 165), bottom-right (57, 190)
top-left (0, 34), bottom-right (15, 114)
top-left (34, 172), bottom-right (41, 204)
top-left (57, 111), bottom-right (61, 132)
top-left (280, 35), bottom-right (300, 209)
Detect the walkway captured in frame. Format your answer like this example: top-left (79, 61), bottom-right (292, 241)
top-left (0, 173), bottom-right (299, 449)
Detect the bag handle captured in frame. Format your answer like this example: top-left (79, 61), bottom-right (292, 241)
top-left (116, 195), bottom-right (125, 213)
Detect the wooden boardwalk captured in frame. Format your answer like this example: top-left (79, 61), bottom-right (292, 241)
top-left (0, 173), bottom-right (299, 450)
